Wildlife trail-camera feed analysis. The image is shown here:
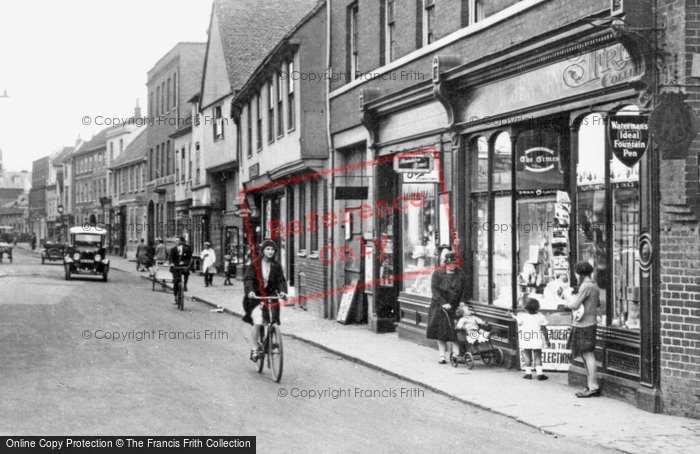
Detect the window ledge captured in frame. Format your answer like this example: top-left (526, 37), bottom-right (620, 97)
top-left (309, 253), bottom-right (319, 259)
top-left (297, 251), bottom-right (307, 258)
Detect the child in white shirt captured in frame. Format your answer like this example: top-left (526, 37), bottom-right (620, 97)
top-left (510, 297), bottom-right (551, 380)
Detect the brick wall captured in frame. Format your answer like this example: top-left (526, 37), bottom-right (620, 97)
top-left (292, 178), bottom-right (330, 318)
top-left (657, 0), bottom-right (700, 419)
top-left (330, 0), bottom-right (609, 133)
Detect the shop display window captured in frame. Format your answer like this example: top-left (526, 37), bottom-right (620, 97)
top-left (514, 127), bottom-right (568, 310)
top-left (469, 133), bottom-right (513, 306)
top-left (402, 183), bottom-right (438, 296)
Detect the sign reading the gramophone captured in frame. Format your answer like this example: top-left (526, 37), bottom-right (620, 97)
top-left (607, 115), bottom-right (650, 167)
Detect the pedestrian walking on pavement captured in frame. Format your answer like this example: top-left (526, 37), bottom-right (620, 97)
top-left (30, 233), bottom-right (36, 251)
top-left (509, 297), bottom-right (550, 380)
top-left (136, 239), bottom-right (149, 271)
top-left (154, 238), bottom-right (168, 264)
top-left (565, 261), bottom-right (601, 398)
top-left (426, 251), bottom-right (465, 364)
top-left (223, 255), bottom-right (233, 285)
top-left (201, 242), bottom-right (216, 287)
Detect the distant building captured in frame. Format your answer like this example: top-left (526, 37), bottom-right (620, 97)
top-left (145, 42), bottom-right (206, 248)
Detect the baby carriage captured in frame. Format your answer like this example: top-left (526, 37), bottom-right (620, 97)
top-left (450, 308), bottom-right (504, 369)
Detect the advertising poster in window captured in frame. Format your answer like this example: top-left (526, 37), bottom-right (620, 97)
top-left (519, 326), bottom-right (572, 371)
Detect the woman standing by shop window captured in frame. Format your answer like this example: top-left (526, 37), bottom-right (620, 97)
top-left (426, 252), bottom-right (467, 364)
top-left (566, 261), bottom-right (601, 397)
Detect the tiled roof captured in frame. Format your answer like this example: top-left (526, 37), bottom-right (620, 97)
top-left (109, 127), bottom-right (147, 168)
top-left (213, 0), bottom-right (323, 91)
top-left (73, 127), bottom-right (112, 157)
top-left (51, 146), bottom-right (75, 165)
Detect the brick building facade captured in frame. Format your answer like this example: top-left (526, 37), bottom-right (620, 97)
top-left (326, 0), bottom-right (700, 417)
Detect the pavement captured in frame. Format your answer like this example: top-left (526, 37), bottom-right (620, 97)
top-left (19, 243), bottom-right (700, 453)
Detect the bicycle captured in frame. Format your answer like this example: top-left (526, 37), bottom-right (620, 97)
top-left (171, 265), bottom-right (189, 311)
top-left (250, 294), bottom-right (284, 382)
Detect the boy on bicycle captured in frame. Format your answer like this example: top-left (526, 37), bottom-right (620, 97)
top-left (243, 239), bottom-right (287, 361)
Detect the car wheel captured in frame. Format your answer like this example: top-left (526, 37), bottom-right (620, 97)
top-left (64, 264), bottom-right (71, 281)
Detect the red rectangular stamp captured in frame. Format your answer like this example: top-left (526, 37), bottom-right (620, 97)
top-left (239, 145), bottom-right (459, 308)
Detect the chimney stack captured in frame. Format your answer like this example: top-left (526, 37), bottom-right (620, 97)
top-left (134, 99), bottom-right (142, 119)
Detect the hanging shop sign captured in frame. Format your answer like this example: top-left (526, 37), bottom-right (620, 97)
top-left (648, 91), bottom-right (700, 160)
top-left (517, 147), bottom-right (560, 173)
top-left (607, 114), bottom-right (650, 167)
top-left (394, 153), bottom-right (433, 173)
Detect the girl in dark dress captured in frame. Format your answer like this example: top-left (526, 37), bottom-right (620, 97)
top-left (426, 252), bottom-right (468, 364)
top-left (243, 240), bottom-right (287, 361)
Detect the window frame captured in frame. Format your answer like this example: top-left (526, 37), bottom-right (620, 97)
top-left (256, 92), bottom-right (263, 151)
top-left (287, 59), bottom-right (295, 131)
top-left (268, 80), bottom-right (275, 143)
top-left (350, 3), bottom-right (359, 81)
top-left (424, 0), bottom-right (435, 46)
top-left (385, 0), bottom-right (395, 63)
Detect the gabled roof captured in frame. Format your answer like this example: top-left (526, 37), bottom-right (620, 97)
top-left (236, 0), bottom-right (325, 103)
top-left (202, 0), bottom-right (322, 101)
top-left (73, 127), bottom-right (111, 157)
top-left (51, 146), bottom-right (75, 165)
top-left (109, 127), bottom-right (147, 169)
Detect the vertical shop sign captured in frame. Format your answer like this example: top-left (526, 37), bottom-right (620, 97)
top-left (607, 114), bottom-right (649, 167)
top-left (648, 91), bottom-right (700, 160)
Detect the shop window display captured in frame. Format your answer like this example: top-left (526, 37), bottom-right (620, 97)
top-left (576, 114), bottom-right (608, 324)
top-left (575, 111), bottom-right (641, 330)
top-left (471, 136), bottom-right (489, 303)
top-left (515, 128), bottom-right (568, 310)
top-left (402, 183), bottom-right (438, 295)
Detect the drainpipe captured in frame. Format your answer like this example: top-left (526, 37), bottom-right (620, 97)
top-left (326, 0), bottom-right (335, 319)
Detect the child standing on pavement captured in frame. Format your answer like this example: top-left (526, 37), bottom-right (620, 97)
top-left (510, 297), bottom-right (551, 380)
top-left (223, 255), bottom-right (233, 286)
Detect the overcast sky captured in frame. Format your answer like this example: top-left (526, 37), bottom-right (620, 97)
top-left (0, 0), bottom-right (213, 172)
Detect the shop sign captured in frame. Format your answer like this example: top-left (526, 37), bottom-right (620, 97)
top-left (648, 91), bottom-right (700, 160)
top-left (562, 44), bottom-right (640, 90)
top-left (394, 153), bottom-right (433, 173)
top-left (518, 147), bottom-right (559, 173)
top-left (607, 114), bottom-right (650, 167)
top-left (519, 326), bottom-right (572, 372)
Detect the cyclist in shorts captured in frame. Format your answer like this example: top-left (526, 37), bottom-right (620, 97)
top-left (243, 240), bottom-right (287, 361)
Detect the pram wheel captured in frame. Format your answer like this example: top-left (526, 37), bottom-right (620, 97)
top-left (493, 347), bottom-right (504, 366)
top-left (465, 352), bottom-right (475, 370)
top-left (450, 352), bottom-right (458, 368)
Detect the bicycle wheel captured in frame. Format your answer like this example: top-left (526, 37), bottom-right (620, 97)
top-left (269, 324), bottom-right (283, 382)
top-left (256, 341), bottom-right (265, 373)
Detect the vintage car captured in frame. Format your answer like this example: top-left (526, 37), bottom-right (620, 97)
top-left (0, 241), bottom-right (12, 263)
top-left (41, 242), bottom-right (68, 264)
top-left (63, 226), bottom-right (109, 281)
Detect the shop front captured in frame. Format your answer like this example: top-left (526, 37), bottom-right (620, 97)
top-left (357, 26), bottom-right (661, 410)
top-left (448, 36), bottom-right (659, 410)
